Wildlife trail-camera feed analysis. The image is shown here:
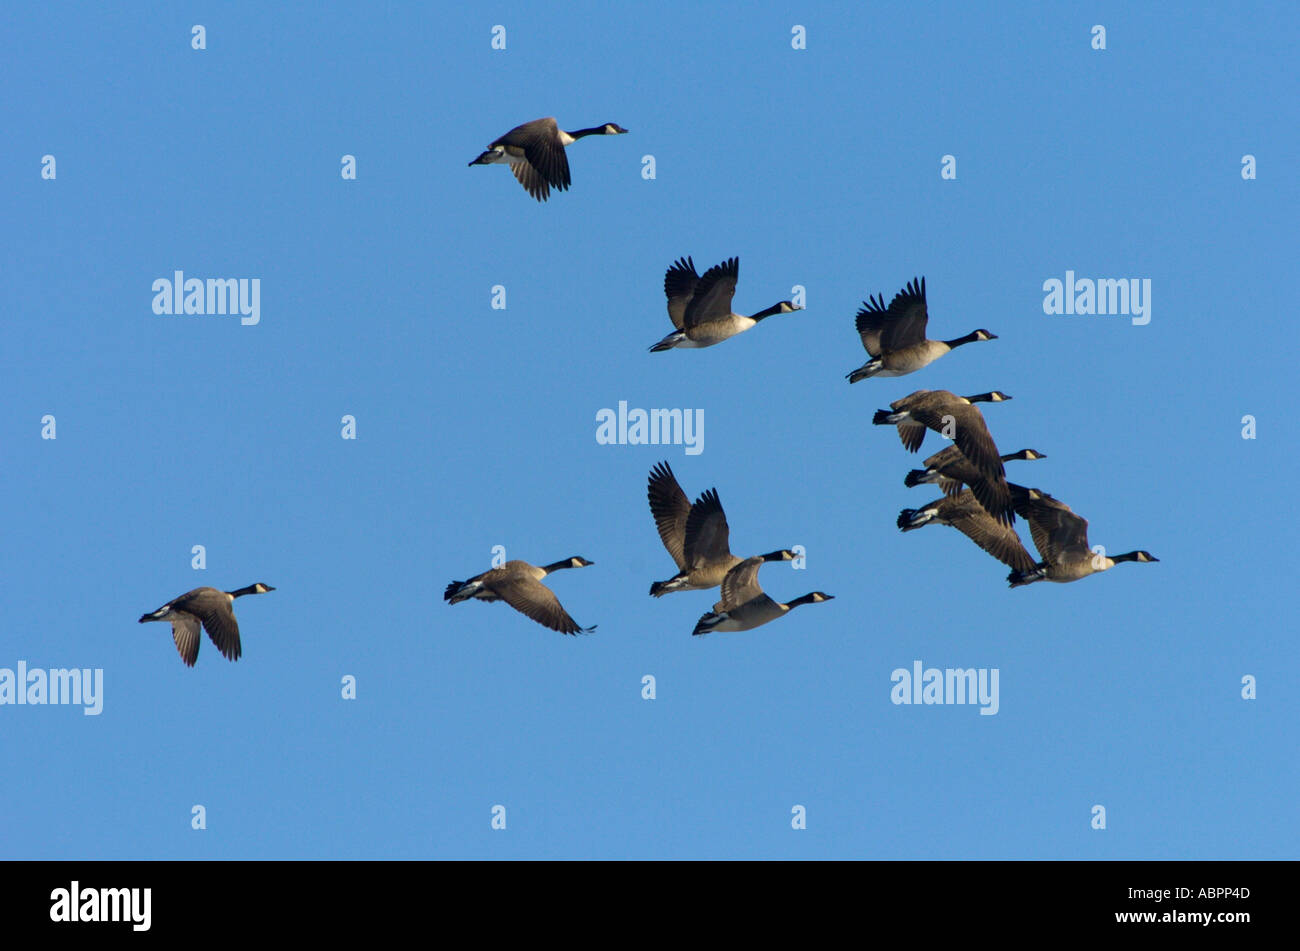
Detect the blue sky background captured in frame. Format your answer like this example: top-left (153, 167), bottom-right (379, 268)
top-left (2, 2), bottom-right (1296, 858)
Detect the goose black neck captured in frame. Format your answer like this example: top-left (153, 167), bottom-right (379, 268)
top-left (752, 302), bottom-right (787, 322)
top-left (541, 558), bottom-right (581, 573)
top-left (565, 126), bottom-right (608, 139)
top-left (228, 584), bottom-right (262, 598)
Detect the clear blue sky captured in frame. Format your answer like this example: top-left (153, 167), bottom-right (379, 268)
top-left (1, 1), bottom-right (1296, 859)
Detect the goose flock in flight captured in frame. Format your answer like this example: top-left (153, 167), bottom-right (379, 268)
top-left (141, 115), bottom-right (1158, 660)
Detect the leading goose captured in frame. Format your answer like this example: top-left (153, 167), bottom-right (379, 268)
top-left (897, 491), bottom-right (1037, 575)
top-left (649, 256), bottom-right (801, 351)
top-left (846, 277), bottom-right (996, 382)
top-left (138, 583), bottom-right (275, 667)
top-left (1007, 486), bottom-right (1158, 587)
top-left (692, 555), bottom-right (833, 635)
top-left (468, 117), bottom-right (628, 202)
top-left (647, 461), bottom-right (794, 595)
top-left (444, 557), bottom-right (596, 634)
top-left (873, 389), bottom-right (1015, 524)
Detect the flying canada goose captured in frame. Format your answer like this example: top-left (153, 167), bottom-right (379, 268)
top-left (649, 256), bottom-right (801, 351)
top-left (647, 461), bottom-right (795, 595)
top-left (873, 390), bottom-right (1015, 524)
top-left (444, 557), bottom-right (596, 634)
top-left (897, 491), bottom-right (1037, 575)
top-left (906, 447), bottom-right (1046, 496)
top-left (692, 555), bottom-right (833, 635)
top-left (846, 277), bottom-right (996, 382)
top-left (467, 117), bottom-right (628, 201)
top-left (1006, 486), bottom-right (1159, 587)
top-left (876, 390), bottom-right (1011, 454)
top-left (138, 583), bottom-right (275, 667)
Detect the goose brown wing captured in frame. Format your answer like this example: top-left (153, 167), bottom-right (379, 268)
top-left (509, 160), bottom-right (552, 201)
top-left (924, 445), bottom-right (974, 494)
top-left (931, 447), bottom-right (981, 488)
top-left (880, 277), bottom-right (929, 350)
top-left (896, 420), bottom-right (928, 453)
top-left (1013, 489), bottom-right (1090, 563)
top-left (718, 556), bottom-right (765, 610)
top-left (854, 293), bottom-right (889, 356)
top-left (491, 576), bottom-right (589, 635)
top-left (922, 444), bottom-right (964, 471)
top-left (682, 487), bottom-right (732, 567)
top-left (889, 390), bottom-right (933, 453)
top-left (683, 258), bottom-right (739, 328)
top-left (664, 257), bottom-right (699, 330)
top-left (944, 492), bottom-right (1038, 573)
top-left (171, 614), bottom-right (201, 667)
top-left (500, 117), bottom-right (571, 192)
top-left (647, 461), bottom-right (692, 569)
top-left (189, 594), bottom-right (242, 662)
top-left (965, 473), bottom-right (1013, 527)
top-left (938, 476), bottom-right (965, 497)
